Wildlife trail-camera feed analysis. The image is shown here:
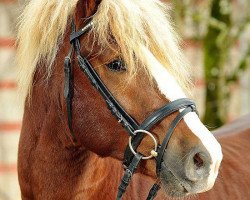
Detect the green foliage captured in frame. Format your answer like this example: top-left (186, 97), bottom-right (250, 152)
top-left (172, 0), bottom-right (250, 129)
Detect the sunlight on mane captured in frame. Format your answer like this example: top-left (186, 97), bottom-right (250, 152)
top-left (16, 0), bottom-right (192, 101)
top-left (16, 0), bottom-right (78, 100)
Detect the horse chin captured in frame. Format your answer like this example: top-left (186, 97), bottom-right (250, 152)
top-left (160, 163), bottom-right (191, 198)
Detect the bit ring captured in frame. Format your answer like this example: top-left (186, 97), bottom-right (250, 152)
top-left (129, 130), bottom-right (158, 160)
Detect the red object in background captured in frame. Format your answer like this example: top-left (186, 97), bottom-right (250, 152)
top-left (0, 164), bottom-right (17, 173)
top-left (0, 122), bottom-right (21, 132)
top-left (0, 37), bottom-right (16, 48)
top-left (0, 81), bottom-right (17, 89)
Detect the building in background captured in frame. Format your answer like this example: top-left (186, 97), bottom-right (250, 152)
top-left (0, 0), bottom-right (249, 200)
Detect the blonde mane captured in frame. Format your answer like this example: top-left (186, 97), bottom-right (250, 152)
top-left (16, 0), bottom-right (191, 101)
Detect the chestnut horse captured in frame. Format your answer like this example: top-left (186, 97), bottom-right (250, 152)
top-left (206, 114), bottom-right (250, 200)
top-left (16, 0), bottom-right (222, 199)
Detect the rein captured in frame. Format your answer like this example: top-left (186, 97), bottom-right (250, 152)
top-left (64, 20), bottom-right (197, 200)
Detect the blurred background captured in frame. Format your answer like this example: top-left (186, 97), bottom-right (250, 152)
top-left (0, 0), bottom-right (249, 199)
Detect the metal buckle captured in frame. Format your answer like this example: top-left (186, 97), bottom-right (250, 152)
top-left (128, 130), bottom-right (158, 160)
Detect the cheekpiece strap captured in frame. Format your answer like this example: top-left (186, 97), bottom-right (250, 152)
top-left (64, 44), bottom-right (77, 142)
top-left (116, 153), bottom-right (143, 200)
top-left (146, 183), bottom-right (161, 200)
top-left (156, 106), bottom-right (193, 175)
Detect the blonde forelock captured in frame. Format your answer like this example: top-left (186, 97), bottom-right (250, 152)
top-left (92, 0), bottom-right (191, 91)
top-left (16, 0), bottom-right (191, 102)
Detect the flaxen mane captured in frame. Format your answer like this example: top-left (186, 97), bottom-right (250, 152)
top-left (16, 0), bottom-right (191, 101)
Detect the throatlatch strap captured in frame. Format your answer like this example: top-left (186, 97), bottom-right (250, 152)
top-left (116, 153), bottom-right (143, 200)
top-left (64, 45), bottom-right (77, 142)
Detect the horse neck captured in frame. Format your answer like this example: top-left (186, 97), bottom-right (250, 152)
top-left (77, 154), bottom-right (162, 200)
top-left (77, 155), bottom-right (123, 198)
top-left (26, 0), bottom-right (99, 145)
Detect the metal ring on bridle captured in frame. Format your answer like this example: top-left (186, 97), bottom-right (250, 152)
top-left (129, 130), bottom-right (158, 160)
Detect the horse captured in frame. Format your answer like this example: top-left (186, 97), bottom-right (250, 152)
top-left (16, 0), bottom-right (223, 199)
top-left (203, 114), bottom-right (250, 200)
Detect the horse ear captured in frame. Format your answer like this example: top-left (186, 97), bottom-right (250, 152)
top-left (78, 0), bottom-right (101, 18)
top-left (94, 0), bottom-right (102, 10)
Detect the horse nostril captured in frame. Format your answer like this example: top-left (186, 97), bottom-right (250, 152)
top-left (193, 153), bottom-right (204, 169)
top-left (185, 149), bottom-right (211, 182)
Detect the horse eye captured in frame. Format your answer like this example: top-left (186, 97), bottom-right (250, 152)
top-left (106, 59), bottom-right (126, 72)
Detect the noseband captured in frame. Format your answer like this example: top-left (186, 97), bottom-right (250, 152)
top-left (64, 20), bottom-right (197, 200)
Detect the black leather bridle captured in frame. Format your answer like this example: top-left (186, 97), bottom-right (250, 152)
top-left (64, 20), bottom-right (197, 200)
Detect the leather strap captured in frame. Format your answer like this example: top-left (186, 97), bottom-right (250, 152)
top-left (70, 20), bottom-right (93, 44)
top-left (64, 45), bottom-right (77, 142)
top-left (123, 99), bottom-right (196, 167)
top-left (76, 54), bottom-right (139, 136)
top-left (140, 99), bottom-right (196, 130)
top-left (146, 183), bottom-right (161, 200)
top-left (156, 106), bottom-right (194, 175)
top-left (116, 153), bottom-right (143, 200)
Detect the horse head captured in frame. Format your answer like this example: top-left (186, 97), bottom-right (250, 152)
top-left (17, 0), bottom-right (222, 198)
